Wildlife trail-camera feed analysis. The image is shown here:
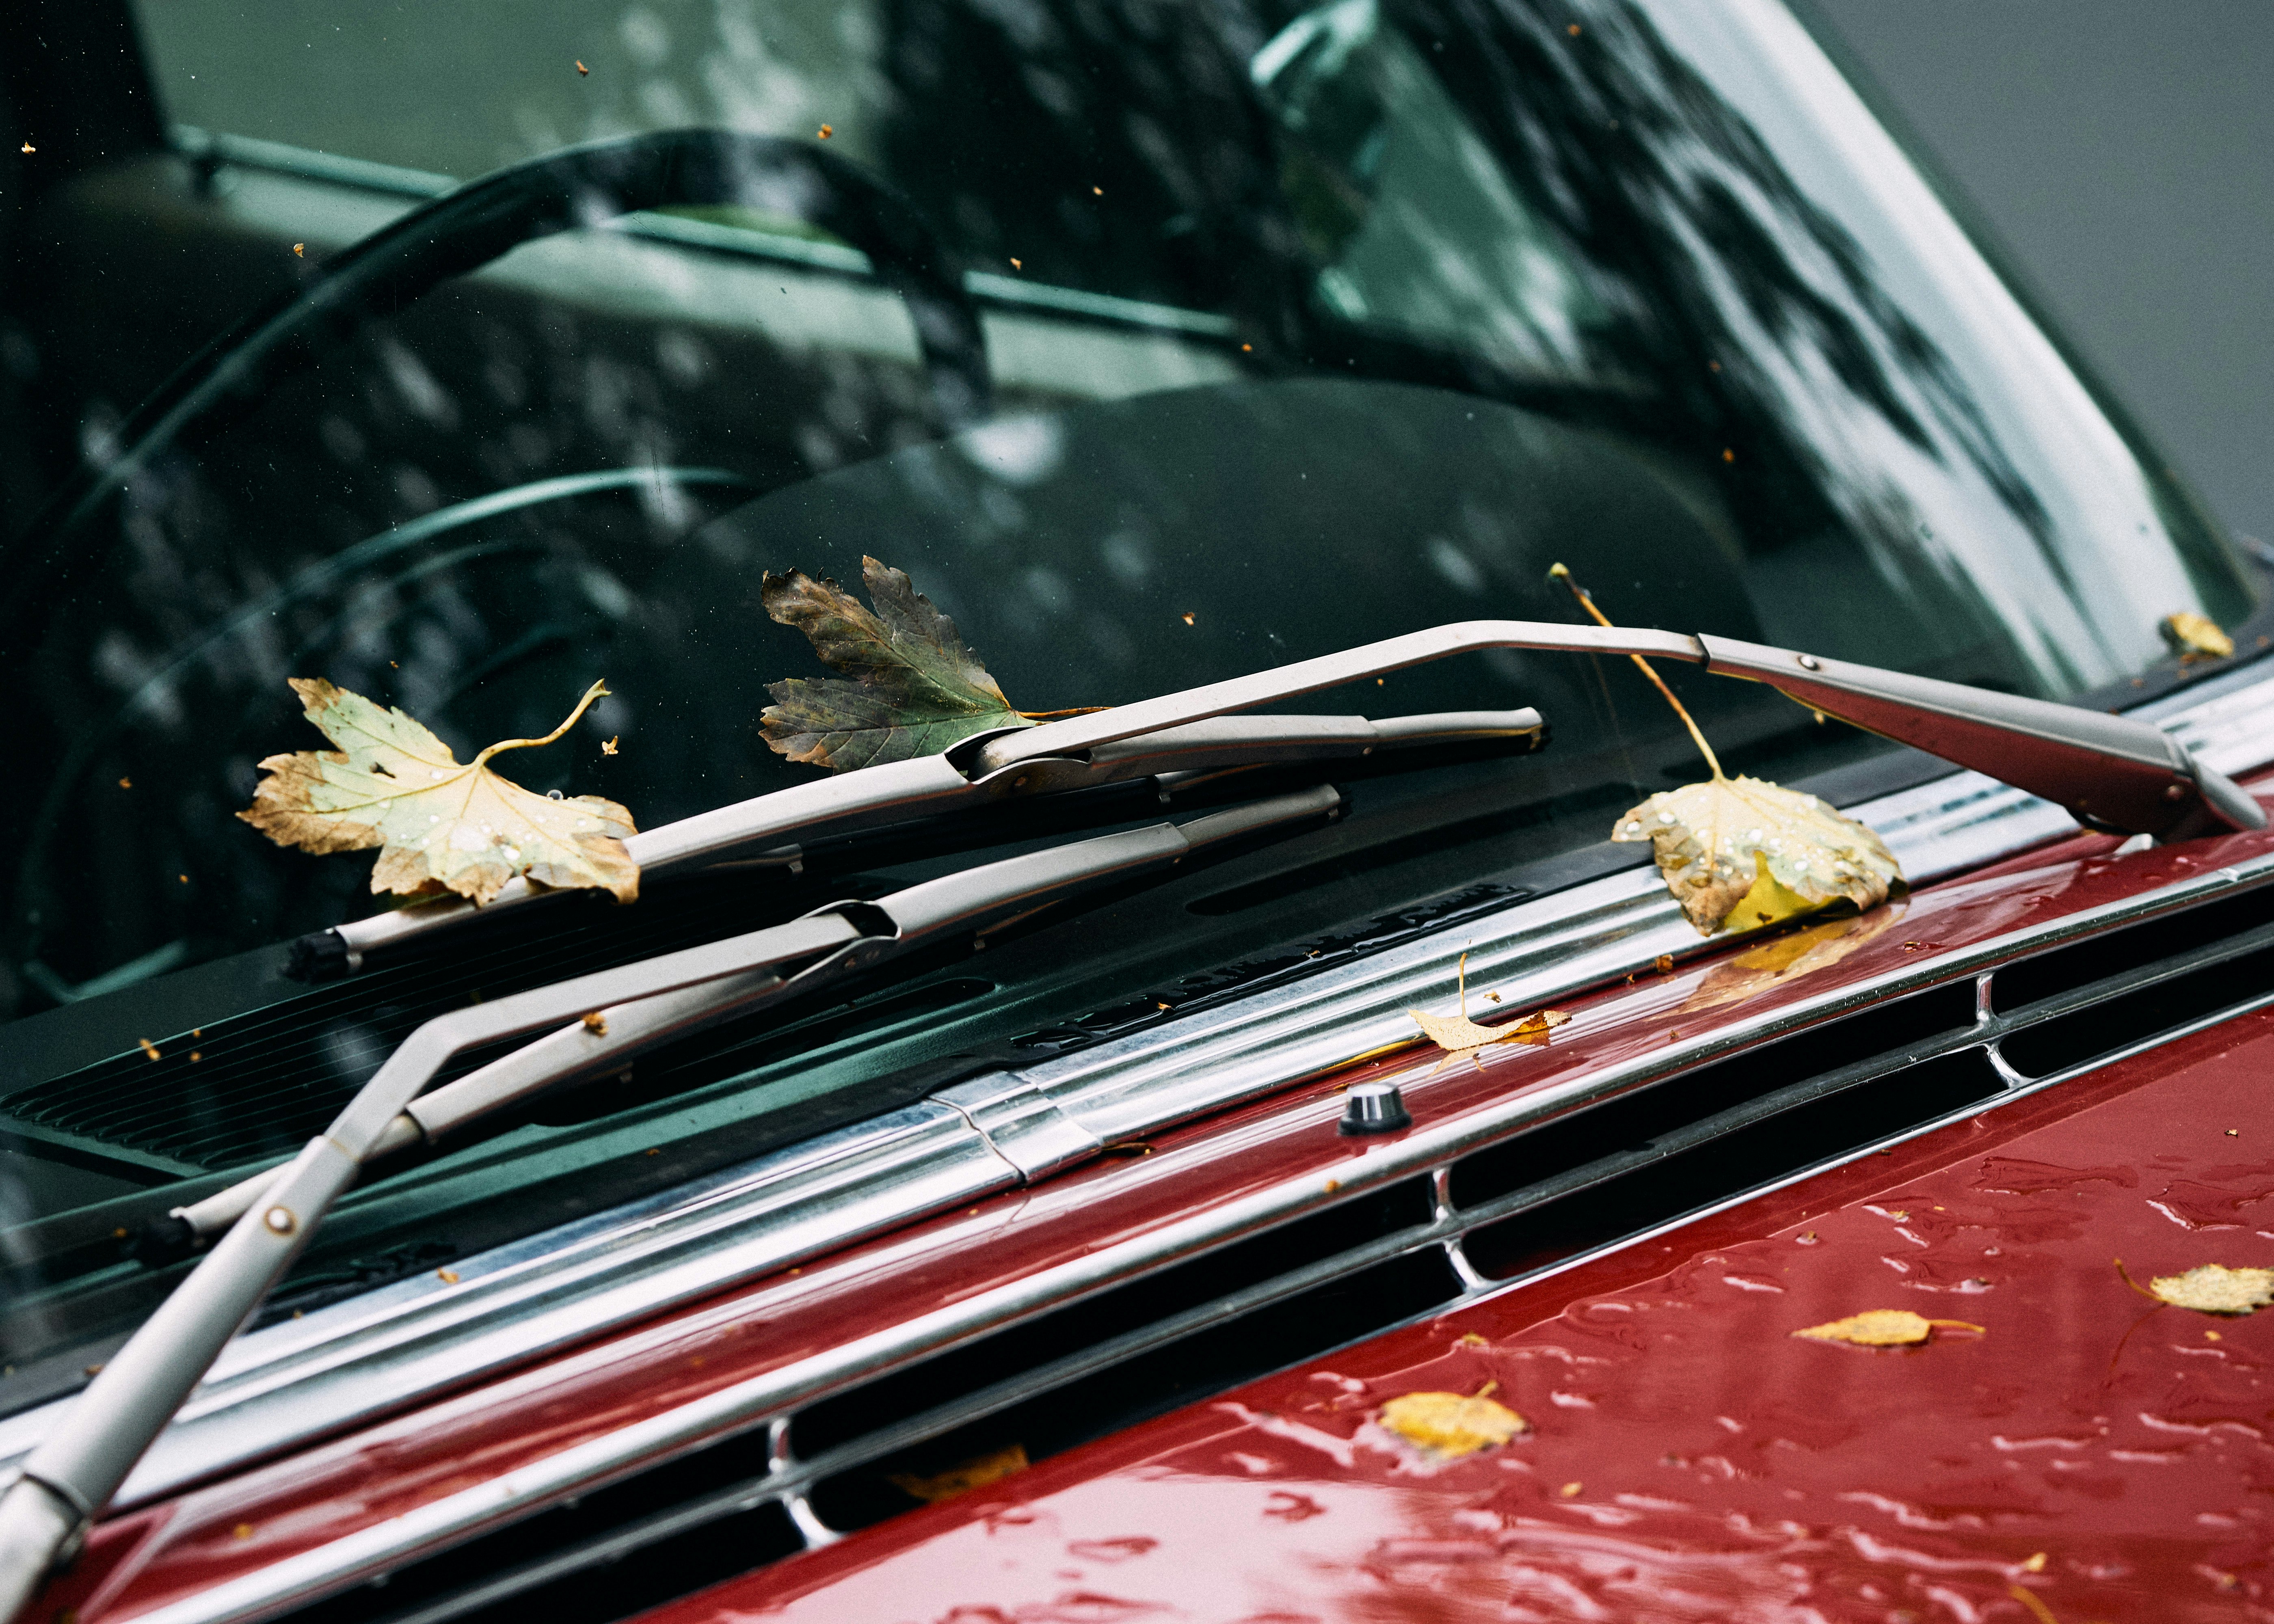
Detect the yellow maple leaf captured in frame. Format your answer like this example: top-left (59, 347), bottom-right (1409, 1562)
top-left (1551, 564), bottom-right (1901, 936)
top-left (1792, 1309), bottom-right (1983, 1347)
top-left (2146, 1263), bottom-right (2274, 1315)
top-left (888, 1442), bottom-right (1029, 1504)
top-left (1406, 952), bottom-right (1568, 1054)
top-left (1378, 1382), bottom-right (1528, 1458)
top-left (240, 678), bottom-right (637, 906)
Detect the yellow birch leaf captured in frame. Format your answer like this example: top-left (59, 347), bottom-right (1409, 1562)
top-left (2147, 1263), bottom-right (2274, 1315)
top-left (1379, 1383), bottom-right (1528, 1458)
top-left (2161, 611), bottom-right (2234, 660)
top-left (1406, 953), bottom-right (1568, 1054)
top-left (1792, 1309), bottom-right (1983, 1347)
top-left (1614, 776), bottom-right (1902, 937)
top-left (240, 678), bottom-right (636, 907)
top-left (888, 1442), bottom-right (1029, 1504)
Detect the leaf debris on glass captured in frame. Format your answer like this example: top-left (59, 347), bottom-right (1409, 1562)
top-left (1551, 564), bottom-right (1901, 935)
top-left (239, 677), bottom-right (637, 906)
top-left (761, 555), bottom-right (1040, 771)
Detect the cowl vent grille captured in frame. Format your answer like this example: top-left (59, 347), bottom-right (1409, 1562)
top-left (270, 862), bottom-right (2274, 1624)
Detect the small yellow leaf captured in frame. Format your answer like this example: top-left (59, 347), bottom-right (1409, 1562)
top-left (1379, 1384), bottom-right (1527, 1458)
top-left (240, 678), bottom-right (636, 907)
top-left (2147, 1263), bottom-right (2274, 1315)
top-left (1614, 775), bottom-right (1901, 937)
top-left (1407, 952), bottom-right (1568, 1055)
top-left (2162, 611), bottom-right (2233, 660)
top-left (889, 1443), bottom-right (1029, 1504)
top-left (1792, 1309), bottom-right (1982, 1347)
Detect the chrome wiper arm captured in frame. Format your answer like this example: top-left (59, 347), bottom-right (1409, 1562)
top-left (311, 706), bottom-right (1542, 972)
top-left (314, 614), bottom-right (2262, 977)
top-left (0, 788), bottom-right (1340, 1615)
top-left (967, 620), bottom-right (2263, 839)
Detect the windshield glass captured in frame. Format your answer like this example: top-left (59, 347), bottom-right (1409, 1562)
top-left (0, 0), bottom-right (2258, 1386)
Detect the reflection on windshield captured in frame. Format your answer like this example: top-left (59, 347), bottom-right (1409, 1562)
top-left (0, 0), bottom-right (2254, 1009)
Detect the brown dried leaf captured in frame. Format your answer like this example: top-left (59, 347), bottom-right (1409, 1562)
top-left (239, 678), bottom-right (636, 907)
top-left (2148, 1263), bottom-right (2274, 1315)
top-left (1378, 1383), bottom-right (1528, 1459)
top-left (888, 1442), bottom-right (1029, 1504)
top-left (2162, 611), bottom-right (2234, 661)
top-left (1792, 1309), bottom-right (1982, 1347)
top-left (1614, 775), bottom-right (1902, 937)
top-left (761, 556), bottom-right (1032, 771)
top-left (1406, 953), bottom-right (1568, 1054)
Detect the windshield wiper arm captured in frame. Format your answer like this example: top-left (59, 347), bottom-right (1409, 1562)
top-left (0, 787), bottom-right (1340, 1614)
top-left (318, 619), bottom-right (2261, 974)
top-left (304, 706), bottom-right (1544, 973)
top-left (963, 620), bottom-right (2263, 836)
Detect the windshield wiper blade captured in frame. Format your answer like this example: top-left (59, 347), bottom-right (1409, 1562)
top-left (960, 620), bottom-right (2263, 835)
top-left (309, 618), bottom-right (2262, 976)
top-left (301, 706), bottom-right (1544, 974)
top-left (0, 786), bottom-right (1340, 1612)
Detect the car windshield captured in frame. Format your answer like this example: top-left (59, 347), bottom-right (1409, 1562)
top-left (0, 0), bottom-right (2259, 1387)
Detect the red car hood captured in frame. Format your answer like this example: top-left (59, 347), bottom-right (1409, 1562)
top-left (661, 1006), bottom-right (2273, 1623)
top-left (35, 807), bottom-right (2274, 1624)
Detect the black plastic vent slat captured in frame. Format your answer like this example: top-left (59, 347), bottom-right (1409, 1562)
top-left (1993, 880), bottom-right (2274, 1014)
top-left (791, 1175), bottom-right (1435, 1461)
top-left (1999, 938), bottom-right (2274, 1077)
top-left (1450, 980), bottom-right (1977, 1213)
top-left (1461, 1048), bottom-right (2004, 1280)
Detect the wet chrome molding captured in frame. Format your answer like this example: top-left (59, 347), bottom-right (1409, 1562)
top-left (7, 663), bottom-right (2274, 1614)
top-left (112, 834), bottom-right (2274, 1624)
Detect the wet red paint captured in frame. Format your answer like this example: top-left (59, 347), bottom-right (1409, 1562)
top-left (654, 1015), bottom-right (2274, 1624)
top-left (52, 793), bottom-right (2274, 1620)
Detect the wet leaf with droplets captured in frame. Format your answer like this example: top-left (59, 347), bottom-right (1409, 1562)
top-left (1378, 1385), bottom-right (1527, 1458)
top-left (239, 678), bottom-right (636, 907)
top-left (1614, 776), bottom-right (1901, 936)
top-left (1791, 1309), bottom-right (1982, 1347)
top-left (2148, 1263), bottom-right (2274, 1315)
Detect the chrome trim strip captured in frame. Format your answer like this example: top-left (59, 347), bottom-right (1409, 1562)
top-left (12, 666), bottom-right (2274, 1615)
top-left (119, 842), bottom-right (2274, 1624)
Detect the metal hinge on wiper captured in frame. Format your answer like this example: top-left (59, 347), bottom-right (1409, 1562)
top-left (320, 620), bottom-right (2266, 970)
top-left (296, 706), bottom-right (1546, 975)
top-left (0, 787), bottom-right (1340, 1611)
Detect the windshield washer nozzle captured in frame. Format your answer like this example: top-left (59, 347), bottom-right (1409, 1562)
top-left (1340, 1081), bottom-right (1411, 1136)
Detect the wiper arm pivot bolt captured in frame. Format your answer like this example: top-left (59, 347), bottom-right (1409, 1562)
top-left (1340, 1081), bottom-right (1412, 1136)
